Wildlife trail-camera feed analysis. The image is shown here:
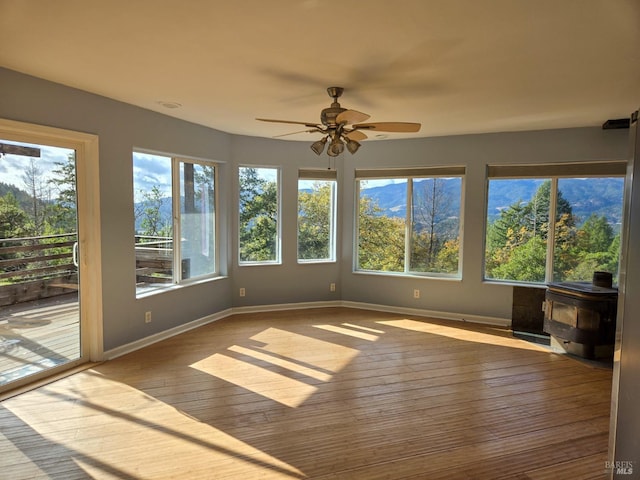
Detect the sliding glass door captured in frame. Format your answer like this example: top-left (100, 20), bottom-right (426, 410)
top-left (0, 137), bottom-right (83, 389)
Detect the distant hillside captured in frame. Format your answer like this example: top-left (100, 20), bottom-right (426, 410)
top-left (361, 177), bottom-right (624, 228)
top-left (0, 181), bottom-right (33, 211)
top-left (361, 179), bottom-right (462, 219)
top-left (134, 197), bottom-right (173, 233)
top-left (487, 178), bottom-right (624, 226)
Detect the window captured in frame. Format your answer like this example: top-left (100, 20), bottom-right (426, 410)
top-left (356, 167), bottom-right (464, 276)
top-left (298, 169), bottom-right (337, 262)
top-left (133, 152), bottom-right (217, 294)
top-left (238, 166), bottom-right (280, 264)
top-left (484, 162), bottom-right (626, 284)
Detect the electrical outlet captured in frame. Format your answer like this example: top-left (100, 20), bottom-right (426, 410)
top-left (145, 311), bottom-right (152, 323)
top-left (239, 287), bottom-right (246, 297)
top-left (330, 283), bottom-right (336, 292)
top-left (413, 289), bottom-right (420, 299)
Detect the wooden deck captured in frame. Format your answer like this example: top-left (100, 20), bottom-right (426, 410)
top-left (0, 293), bottom-right (80, 386)
top-left (0, 308), bottom-right (613, 479)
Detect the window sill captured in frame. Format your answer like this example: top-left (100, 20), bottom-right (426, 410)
top-left (352, 270), bottom-right (462, 281)
top-left (297, 259), bottom-right (337, 265)
top-left (136, 275), bottom-right (228, 299)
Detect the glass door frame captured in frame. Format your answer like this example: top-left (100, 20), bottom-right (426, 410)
top-left (0, 118), bottom-right (103, 394)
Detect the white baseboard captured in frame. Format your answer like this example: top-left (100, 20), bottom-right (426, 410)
top-left (231, 300), bottom-right (342, 315)
top-left (102, 301), bottom-right (510, 361)
top-left (340, 301), bottom-right (511, 327)
top-left (103, 308), bottom-right (233, 360)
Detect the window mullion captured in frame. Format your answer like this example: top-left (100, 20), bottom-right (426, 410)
top-left (171, 159), bottom-right (181, 284)
top-left (354, 180), bottom-right (361, 270)
top-left (545, 177), bottom-right (558, 283)
top-left (405, 178), bottom-right (413, 274)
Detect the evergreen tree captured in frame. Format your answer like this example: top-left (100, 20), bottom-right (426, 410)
top-left (47, 153), bottom-right (78, 233)
top-left (0, 192), bottom-right (29, 239)
top-left (239, 168), bottom-right (278, 262)
top-left (298, 182), bottom-right (332, 260)
top-left (486, 181), bottom-right (574, 281)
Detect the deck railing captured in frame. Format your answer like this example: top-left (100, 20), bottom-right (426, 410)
top-left (0, 233), bottom-right (78, 306)
top-left (134, 235), bottom-right (174, 285)
top-left (0, 233), bottom-right (176, 305)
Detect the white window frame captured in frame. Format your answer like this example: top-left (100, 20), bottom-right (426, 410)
top-left (355, 166), bottom-right (465, 277)
top-left (238, 165), bottom-right (282, 266)
top-left (297, 169), bottom-right (337, 264)
top-left (133, 150), bottom-right (219, 296)
top-left (484, 161), bottom-right (627, 285)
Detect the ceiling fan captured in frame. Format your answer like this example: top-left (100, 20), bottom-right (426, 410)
top-left (256, 87), bottom-right (421, 156)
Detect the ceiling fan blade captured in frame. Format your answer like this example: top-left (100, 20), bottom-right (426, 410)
top-left (256, 118), bottom-right (320, 128)
top-left (273, 129), bottom-right (322, 138)
top-left (353, 122), bottom-right (421, 133)
top-left (336, 109), bottom-right (370, 125)
top-left (344, 130), bottom-right (368, 141)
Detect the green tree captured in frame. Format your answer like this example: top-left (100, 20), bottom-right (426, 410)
top-left (136, 185), bottom-right (172, 238)
top-left (486, 202), bottom-right (527, 253)
top-left (578, 214), bottom-right (614, 252)
top-left (565, 215), bottom-right (619, 281)
top-left (435, 238), bottom-right (460, 273)
top-left (47, 153), bottom-right (77, 233)
top-left (358, 194), bottom-right (404, 271)
top-left (298, 182), bottom-right (332, 260)
top-left (239, 167), bottom-right (278, 262)
top-left (492, 236), bottom-right (547, 282)
top-left (0, 192), bottom-right (29, 239)
top-left (486, 181), bottom-right (574, 281)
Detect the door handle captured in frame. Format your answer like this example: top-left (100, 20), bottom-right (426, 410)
top-left (73, 242), bottom-right (79, 267)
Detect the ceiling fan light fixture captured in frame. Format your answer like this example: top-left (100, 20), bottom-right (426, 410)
top-left (346, 138), bottom-right (361, 154)
top-left (310, 136), bottom-right (328, 155)
top-left (327, 139), bottom-right (344, 157)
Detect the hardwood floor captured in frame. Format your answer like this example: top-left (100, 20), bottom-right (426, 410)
top-left (0, 308), bottom-right (613, 479)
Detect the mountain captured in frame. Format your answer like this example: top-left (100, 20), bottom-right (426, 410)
top-left (361, 178), bottom-right (462, 219)
top-left (134, 197), bottom-right (173, 233)
top-left (0, 181), bottom-right (34, 211)
top-left (362, 177), bottom-right (624, 228)
top-left (487, 178), bottom-right (624, 226)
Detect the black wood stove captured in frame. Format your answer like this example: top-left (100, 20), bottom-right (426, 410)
top-left (543, 273), bottom-right (617, 359)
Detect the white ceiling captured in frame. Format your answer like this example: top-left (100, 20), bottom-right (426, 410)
top-left (1, 0), bottom-right (639, 141)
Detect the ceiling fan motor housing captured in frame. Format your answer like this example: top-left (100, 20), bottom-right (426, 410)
top-left (321, 106), bottom-right (346, 126)
top-left (321, 86), bottom-right (346, 126)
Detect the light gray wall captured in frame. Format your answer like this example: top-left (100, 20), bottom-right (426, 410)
top-left (229, 135), bottom-right (342, 306)
top-left (0, 68), bottom-right (233, 350)
top-left (0, 65), bottom-right (631, 336)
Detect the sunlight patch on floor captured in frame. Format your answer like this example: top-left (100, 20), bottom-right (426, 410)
top-left (193, 353), bottom-right (318, 408)
top-left (3, 379), bottom-right (306, 479)
top-left (341, 322), bottom-right (385, 334)
top-left (190, 327), bottom-right (360, 408)
top-left (377, 318), bottom-right (549, 352)
top-left (249, 328), bottom-right (360, 372)
top-left (312, 324), bottom-right (381, 341)
top-left (228, 345), bottom-right (333, 382)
